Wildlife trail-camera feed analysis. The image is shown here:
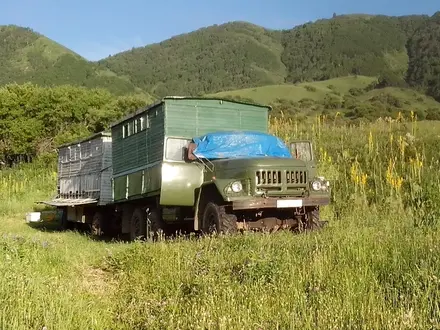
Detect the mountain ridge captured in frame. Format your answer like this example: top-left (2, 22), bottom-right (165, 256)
top-left (0, 25), bottom-right (143, 96)
top-left (0, 12), bottom-right (438, 100)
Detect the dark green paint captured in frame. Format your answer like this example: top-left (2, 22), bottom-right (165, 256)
top-left (164, 98), bottom-right (268, 138)
top-left (109, 96), bottom-right (330, 211)
top-left (111, 97), bottom-right (271, 203)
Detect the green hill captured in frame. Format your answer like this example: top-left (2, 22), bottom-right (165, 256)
top-left (0, 13), bottom-right (438, 101)
top-left (280, 15), bottom-right (428, 83)
top-left (212, 76), bottom-right (440, 121)
top-left (406, 12), bottom-right (440, 101)
top-left (97, 14), bottom-right (431, 97)
top-left (212, 76), bottom-right (377, 103)
top-left (0, 25), bottom-right (142, 95)
top-left (97, 22), bottom-right (287, 97)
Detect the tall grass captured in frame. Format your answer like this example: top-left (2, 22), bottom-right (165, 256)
top-left (271, 113), bottom-right (440, 228)
top-left (0, 160), bottom-right (56, 216)
top-left (0, 115), bottom-right (440, 329)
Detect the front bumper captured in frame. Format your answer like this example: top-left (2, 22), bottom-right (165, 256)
top-left (232, 195), bottom-right (330, 211)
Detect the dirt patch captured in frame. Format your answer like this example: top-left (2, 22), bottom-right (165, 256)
top-left (80, 266), bottom-right (116, 297)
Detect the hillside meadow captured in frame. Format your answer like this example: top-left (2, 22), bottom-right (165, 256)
top-left (0, 114), bottom-right (439, 329)
top-left (213, 75), bottom-right (440, 122)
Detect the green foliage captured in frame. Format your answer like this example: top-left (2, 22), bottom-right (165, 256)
top-left (425, 108), bottom-right (440, 120)
top-left (0, 83), bottom-right (152, 161)
top-left (213, 76), bottom-right (440, 122)
top-left (280, 15), bottom-right (427, 83)
top-left (303, 85), bottom-right (317, 92)
top-left (406, 13), bottom-right (440, 101)
top-left (98, 22), bottom-right (287, 96)
top-left (349, 87), bottom-right (364, 96)
top-left (0, 25), bottom-right (141, 95)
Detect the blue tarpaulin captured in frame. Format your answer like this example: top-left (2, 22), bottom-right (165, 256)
top-left (192, 131), bottom-right (292, 159)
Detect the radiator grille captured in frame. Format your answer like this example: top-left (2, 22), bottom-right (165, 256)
top-left (286, 170), bottom-right (307, 184)
top-left (256, 170), bottom-right (282, 185)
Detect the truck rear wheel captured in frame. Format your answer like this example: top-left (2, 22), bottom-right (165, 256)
top-left (146, 208), bottom-right (166, 241)
top-left (130, 208), bottom-right (146, 241)
top-left (130, 207), bottom-right (165, 241)
top-left (202, 202), bottom-right (237, 235)
top-left (91, 211), bottom-right (104, 237)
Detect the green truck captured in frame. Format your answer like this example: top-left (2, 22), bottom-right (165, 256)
top-left (42, 97), bottom-right (331, 240)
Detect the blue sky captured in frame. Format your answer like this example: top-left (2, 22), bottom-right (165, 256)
top-left (2, 0), bottom-right (438, 61)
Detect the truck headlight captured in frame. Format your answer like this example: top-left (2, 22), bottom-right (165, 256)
top-left (312, 180), bottom-right (322, 191)
top-left (311, 177), bottom-right (330, 191)
top-left (231, 181), bottom-right (243, 193)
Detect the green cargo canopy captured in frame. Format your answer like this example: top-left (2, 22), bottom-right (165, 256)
top-left (110, 96), bottom-right (271, 203)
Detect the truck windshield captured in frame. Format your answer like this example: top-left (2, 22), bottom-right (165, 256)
top-left (165, 138), bottom-right (191, 161)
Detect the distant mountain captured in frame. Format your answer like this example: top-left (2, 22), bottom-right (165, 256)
top-left (0, 13), bottom-right (438, 100)
top-left (0, 25), bottom-right (140, 95)
top-left (97, 14), bottom-right (432, 97)
top-left (280, 14), bottom-right (429, 83)
top-left (406, 12), bottom-right (440, 101)
top-left (97, 22), bottom-right (287, 97)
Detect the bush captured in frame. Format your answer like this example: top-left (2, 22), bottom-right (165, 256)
top-left (323, 94), bottom-right (342, 109)
top-left (298, 98), bottom-right (316, 108)
top-left (304, 85), bottom-right (317, 92)
top-left (426, 108), bottom-right (440, 120)
top-left (349, 87), bottom-right (364, 96)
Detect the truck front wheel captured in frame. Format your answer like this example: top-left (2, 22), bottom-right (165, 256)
top-left (303, 206), bottom-right (327, 231)
top-left (202, 202), bottom-right (237, 235)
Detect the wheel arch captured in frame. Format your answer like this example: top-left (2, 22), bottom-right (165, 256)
top-left (193, 182), bottom-right (226, 231)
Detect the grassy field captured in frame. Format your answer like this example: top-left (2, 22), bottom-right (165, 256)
top-left (211, 76), bottom-right (440, 117)
top-left (1, 115), bottom-right (440, 329)
top-left (212, 76), bottom-right (377, 104)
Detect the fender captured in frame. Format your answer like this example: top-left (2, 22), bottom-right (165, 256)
top-left (193, 180), bottom-right (228, 231)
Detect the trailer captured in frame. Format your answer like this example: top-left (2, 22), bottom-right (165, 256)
top-left (42, 97), bottom-right (331, 240)
top-left (42, 132), bottom-right (113, 232)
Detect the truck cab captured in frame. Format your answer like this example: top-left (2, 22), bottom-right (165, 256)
top-left (184, 131), bottom-right (331, 234)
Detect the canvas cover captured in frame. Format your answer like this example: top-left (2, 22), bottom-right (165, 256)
top-left (192, 131), bottom-right (292, 159)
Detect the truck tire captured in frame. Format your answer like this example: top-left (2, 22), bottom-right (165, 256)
top-left (130, 207), bottom-right (165, 241)
top-left (130, 208), bottom-right (147, 241)
top-left (91, 211), bottom-right (104, 237)
top-left (304, 206), bottom-right (327, 231)
top-left (202, 202), bottom-right (237, 235)
top-left (146, 208), bottom-right (166, 241)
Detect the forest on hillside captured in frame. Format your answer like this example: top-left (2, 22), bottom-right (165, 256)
top-left (280, 15), bottom-right (427, 83)
top-left (0, 26), bottom-right (140, 96)
top-left (0, 13), bottom-right (439, 101)
top-left (98, 13), bottom-right (439, 100)
top-left (406, 12), bottom-right (440, 101)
